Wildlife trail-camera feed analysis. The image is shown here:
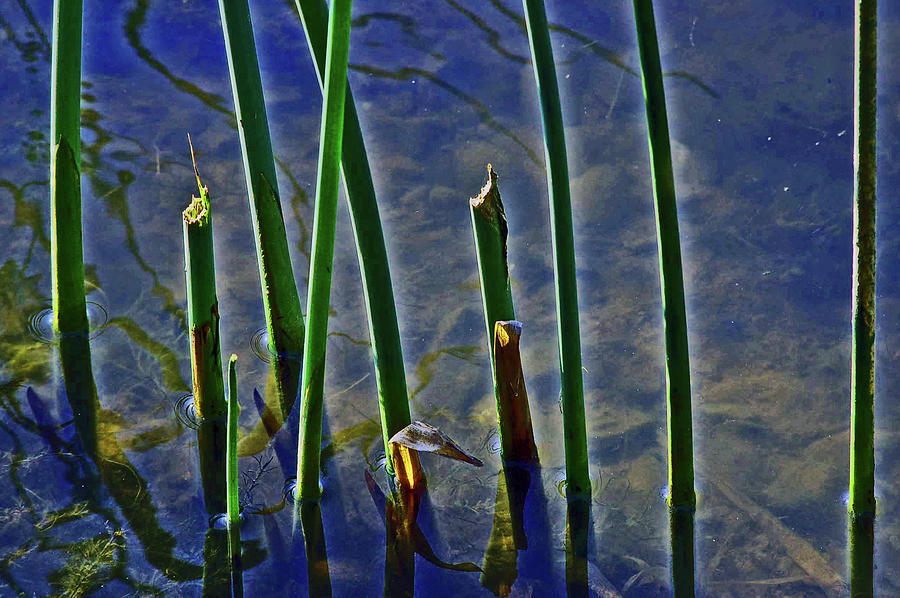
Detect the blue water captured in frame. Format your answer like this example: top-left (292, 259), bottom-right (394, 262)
top-left (1, 1), bottom-right (899, 596)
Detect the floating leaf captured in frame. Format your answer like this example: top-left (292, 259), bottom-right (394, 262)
top-left (389, 421), bottom-right (483, 467)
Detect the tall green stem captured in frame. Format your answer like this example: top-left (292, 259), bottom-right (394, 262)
top-left (293, 0), bottom-right (420, 481)
top-left (295, 0), bottom-right (353, 505)
top-left (632, 0), bottom-right (695, 511)
top-left (217, 0), bottom-right (304, 419)
top-left (849, 1), bottom-right (877, 596)
top-left (226, 355), bottom-right (244, 596)
top-left (50, 0), bottom-right (87, 336)
top-left (521, 0), bottom-right (589, 498)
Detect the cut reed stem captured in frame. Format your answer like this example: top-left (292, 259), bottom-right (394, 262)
top-left (632, 0), bottom-right (695, 511)
top-left (521, 0), bottom-right (589, 498)
top-left (469, 165), bottom-right (538, 464)
top-left (493, 322), bottom-right (538, 464)
top-left (470, 165), bottom-right (516, 350)
top-left (183, 138), bottom-right (226, 421)
top-left (849, 1), bottom-right (877, 595)
top-left (295, 0), bottom-right (353, 504)
top-left (50, 0), bottom-right (88, 336)
top-left (217, 0), bottom-right (304, 419)
top-left (292, 0), bottom-right (421, 482)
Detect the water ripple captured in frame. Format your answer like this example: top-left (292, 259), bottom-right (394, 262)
top-left (173, 394), bottom-right (200, 430)
top-left (27, 301), bottom-right (110, 343)
top-left (249, 327), bottom-right (276, 363)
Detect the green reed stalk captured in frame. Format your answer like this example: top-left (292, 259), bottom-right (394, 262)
top-left (183, 143), bottom-right (226, 421)
top-left (295, 0), bottom-right (353, 504)
top-left (632, 0), bottom-right (695, 511)
top-left (850, 1), bottom-right (877, 595)
top-left (217, 0), bottom-right (304, 417)
top-left (50, 0), bottom-right (88, 336)
top-left (226, 355), bottom-right (244, 596)
top-left (226, 354), bottom-right (240, 528)
top-left (293, 0), bottom-right (421, 481)
top-left (521, 0), bottom-right (589, 498)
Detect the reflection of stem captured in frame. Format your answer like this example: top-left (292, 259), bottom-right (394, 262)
top-left (565, 498), bottom-right (590, 598)
top-left (669, 506), bottom-right (695, 597)
top-left (383, 490), bottom-right (415, 598)
top-left (481, 464), bottom-right (555, 596)
top-left (349, 63), bottom-right (542, 167)
top-left (58, 332), bottom-right (204, 581)
top-left (228, 526), bottom-right (245, 598)
top-left (202, 528), bottom-right (231, 597)
top-left (123, 0), bottom-right (235, 123)
top-left (849, 512), bottom-right (874, 598)
top-left (299, 501), bottom-right (332, 597)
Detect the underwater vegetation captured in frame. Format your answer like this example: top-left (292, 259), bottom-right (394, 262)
top-left (1, 0), bottom-right (898, 596)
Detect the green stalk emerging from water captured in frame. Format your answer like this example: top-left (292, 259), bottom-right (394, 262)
top-left (849, 1), bottom-right (877, 596)
top-left (50, 0), bottom-right (87, 336)
top-left (632, 0), bottom-right (695, 513)
top-left (183, 138), bottom-right (225, 422)
top-left (521, 0), bottom-right (589, 498)
top-left (293, 0), bottom-right (421, 483)
top-left (226, 355), bottom-right (244, 597)
top-left (226, 354), bottom-right (240, 529)
top-left (295, 0), bottom-right (353, 505)
top-left (217, 0), bottom-right (304, 419)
